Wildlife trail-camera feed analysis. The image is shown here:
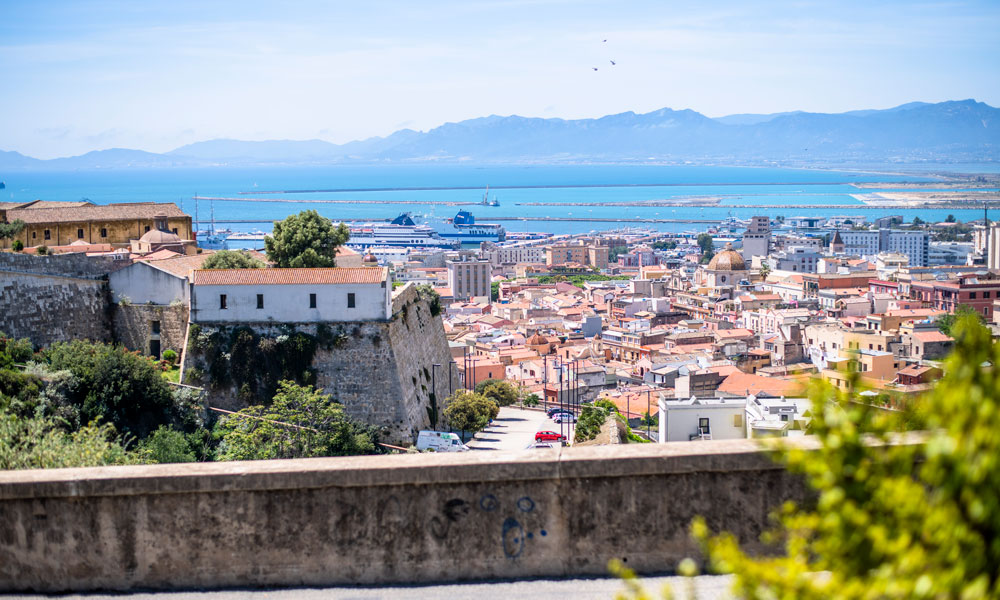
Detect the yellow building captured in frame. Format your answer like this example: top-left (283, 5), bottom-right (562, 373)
top-left (0, 201), bottom-right (193, 251)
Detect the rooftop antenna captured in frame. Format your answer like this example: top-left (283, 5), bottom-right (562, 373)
top-left (211, 198), bottom-right (216, 236)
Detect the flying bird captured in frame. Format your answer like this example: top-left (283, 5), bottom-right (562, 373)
top-left (592, 67), bottom-right (598, 71)
top-left (610, 60), bottom-right (616, 65)
top-left (602, 39), bottom-right (607, 42)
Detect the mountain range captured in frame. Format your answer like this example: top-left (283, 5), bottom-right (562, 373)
top-left (2, 100), bottom-right (997, 169)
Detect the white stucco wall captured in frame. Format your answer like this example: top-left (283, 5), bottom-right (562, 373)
top-left (190, 281), bottom-right (390, 323)
top-left (658, 397), bottom-right (746, 442)
top-left (108, 262), bottom-right (189, 305)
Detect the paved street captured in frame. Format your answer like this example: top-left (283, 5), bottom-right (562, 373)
top-left (11, 575), bottom-right (735, 599)
top-left (466, 405), bottom-right (577, 452)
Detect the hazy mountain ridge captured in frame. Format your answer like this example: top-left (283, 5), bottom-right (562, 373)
top-left (2, 100), bottom-right (996, 169)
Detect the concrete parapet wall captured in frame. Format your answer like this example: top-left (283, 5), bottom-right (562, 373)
top-left (0, 440), bottom-right (809, 592)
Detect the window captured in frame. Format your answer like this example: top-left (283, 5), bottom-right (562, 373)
top-left (145, 225), bottom-right (150, 232)
top-left (220, 294), bottom-right (227, 309)
top-left (698, 417), bottom-right (710, 434)
top-left (44, 230), bottom-right (50, 240)
top-left (257, 294), bottom-right (264, 309)
top-left (100, 228), bottom-right (107, 238)
top-left (985, 291), bottom-right (991, 299)
top-left (780, 414), bottom-right (789, 422)
top-left (347, 292), bottom-right (356, 308)
top-left (309, 293), bottom-right (317, 308)
top-left (151, 320), bottom-right (160, 334)
top-left (733, 414), bottom-right (743, 427)
top-left (172, 228), bottom-right (178, 234)
top-left (32, 232), bottom-right (36, 239)
top-left (970, 292), bottom-right (977, 300)
top-left (77, 228), bottom-right (84, 239)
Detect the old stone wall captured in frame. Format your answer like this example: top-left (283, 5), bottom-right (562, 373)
top-left (0, 252), bottom-right (128, 279)
top-left (181, 284), bottom-right (459, 445)
top-left (0, 440), bottom-right (813, 592)
top-left (0, 270), bottom-right (112, 347)
top-left (112, 304), bottom-right (189, 358)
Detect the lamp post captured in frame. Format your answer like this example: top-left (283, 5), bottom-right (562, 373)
top-left (646, 389), bottom-right (651, 440)
top-left (432, 363), bottom-right (440, 403)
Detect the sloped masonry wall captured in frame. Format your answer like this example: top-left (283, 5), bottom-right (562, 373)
top-left (0, 440), bottom-right (813, 592)
top-left (181, 284), bottom-right (459, 444)
top-left (0, 270), bottom-right (112, 347)
top-left (112, 304), bottom-right (189, 357)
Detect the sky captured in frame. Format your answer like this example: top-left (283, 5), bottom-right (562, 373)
top-left (1, 0), bottom-right (998, 159)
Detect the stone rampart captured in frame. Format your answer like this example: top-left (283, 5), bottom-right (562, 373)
top-left (0, 252), bottom-right (128, 279)
top-left (0, 440), bottom-right (811, 592)
top-left (0, 270), bottom-right (112, 347)
top-left (182, 284), bottom-right (459, 444)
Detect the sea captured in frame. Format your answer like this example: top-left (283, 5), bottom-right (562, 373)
top-left (3, 164), bottom-right (998, 248)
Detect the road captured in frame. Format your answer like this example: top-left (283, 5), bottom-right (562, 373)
top-left (467, 406), bottom-right (576, 451)
top-left (12, 575), bottom-right (735, 599)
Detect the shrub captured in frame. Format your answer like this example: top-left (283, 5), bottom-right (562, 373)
top-left (162, 349), bottom-right (178, 365)
top-left (36, 245), bottom-right (48, 255)
top-left (11, 240), bottom-right (23, 252)
top-left (138, 426), bottom-right (196, 463)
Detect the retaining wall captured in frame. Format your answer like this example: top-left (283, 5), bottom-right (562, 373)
top-left (112, 304), bottom-right (189, 357)
top-left (0, 440), bottom-right (810, 593)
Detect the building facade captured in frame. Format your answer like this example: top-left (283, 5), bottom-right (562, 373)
top-left (190, 267), bottom-right (391, 323)
top-left (447, 259), bottom-right (491, 300)
top-left (839, 229), bottom-right (929, 267)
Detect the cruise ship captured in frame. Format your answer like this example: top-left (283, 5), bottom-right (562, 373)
top-left (439, 210), bottom-right (506, 243)
top-left (347, 214), bottom-right (458, 250)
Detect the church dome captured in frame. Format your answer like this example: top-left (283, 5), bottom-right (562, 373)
top-left (139, 229), bottom-right (182, 244)
top-left (362, 252), bottom-right (378, 265)
top-left (528, 333), bottom-right (549, 346)
top-left (707, 242), bottom-right (747, 271)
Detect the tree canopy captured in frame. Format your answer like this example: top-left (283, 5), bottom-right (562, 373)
top-left (201, 249), bottom-right (266, 270)
top-left (937, 304), bottom-right (983, 336)
top-left (0, 219), bottom-right (25, 241)
top-left (694, 314), bottom-right (1000, 599)
top-left (480, 380), bottom-right (519, 407)
top-left (442, 390), bottom-right (497, 439)
top-left (264, 210), bottom-right (350, 268)
top-left (214, 380), bottom-right (380, 460)
top-left (697, 233), bottom-right (715, 263)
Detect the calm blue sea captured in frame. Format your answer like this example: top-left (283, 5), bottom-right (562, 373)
top-left (2, 164), bottom-right (995, 242)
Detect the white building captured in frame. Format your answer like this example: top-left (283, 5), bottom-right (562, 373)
top-left (189, 267), bottom-right (390, 323)
top-left (109, 260), bottom-right (191, 305)
top-left (657, 395), bottom-right (746, 442)
top-left (481, 242), bottom-right (546, 266)
top-left (839, 229), bottom-right (929, 266)
top-left (447, 259), bottom-right (491, 301)
top-left (741, 216), bottom-right (771, 260)
top-left (766, 246), bottom-right (822, 273)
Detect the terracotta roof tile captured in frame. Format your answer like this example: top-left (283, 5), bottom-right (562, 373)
top-left (5, 202), bottom-right (188, 225)
top-left (192, 267), bottom-right (386, 286)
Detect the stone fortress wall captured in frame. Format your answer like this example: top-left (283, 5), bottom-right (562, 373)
top-left (181, 283), bottom-right (460, 444)
top-left (0, 439), bottom-right (812, 593)
top-left (0, 254), bottom-right (126, 347)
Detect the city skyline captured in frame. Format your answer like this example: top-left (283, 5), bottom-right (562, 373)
top-left (1, 0), bottom-right (998, 158)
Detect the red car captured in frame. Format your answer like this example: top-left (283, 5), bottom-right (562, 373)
top-left (535, 430), bottom-right (566, 442)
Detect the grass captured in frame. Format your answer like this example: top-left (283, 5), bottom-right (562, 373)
top-left (161, 365), bottom-right (181, 383)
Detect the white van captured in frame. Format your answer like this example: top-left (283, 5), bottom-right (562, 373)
top-left (416, 430), bottom-right (470, 452)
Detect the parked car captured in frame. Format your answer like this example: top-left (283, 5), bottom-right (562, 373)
top-left (534, 430), bottom-right (566, 442)
top-left (547, 406), bottom-right (576, 418)
top-left (553, 413), bottom-right (577, 424)
top-left (416, 430), bottom-right (470, 452)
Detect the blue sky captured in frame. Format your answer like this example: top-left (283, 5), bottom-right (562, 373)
top-left (1, 0), bottom-right (998, 158)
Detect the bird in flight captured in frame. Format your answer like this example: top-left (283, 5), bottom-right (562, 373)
top-left (592, 67), bottom-right (599, 71)
top-left (610, 60), bottom-right (616, 65)
top-left (602, 39), bottom-right (607, 42)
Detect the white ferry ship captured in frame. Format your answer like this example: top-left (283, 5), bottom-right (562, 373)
top-left (439, 210), bottom-right (506, 243)
top-left (347, 214), bottom-right (458, 250)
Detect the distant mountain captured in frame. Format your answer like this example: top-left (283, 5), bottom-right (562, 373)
top-left (2, 99), bottom-right (996, 169)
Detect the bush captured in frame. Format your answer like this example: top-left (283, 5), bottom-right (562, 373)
top-left (35, 245), bottom-right (48, 255)
top-left (0, 408), bottom-right (143, 469)
top-left (162, 349), bottom-right (178, 365)
top-left (201, 249), bottom-right (266, 270)
top-left (523, 393), bottom-right (541, 407)
top-left (138, 426), bottom-right (196, 463)
top-left (694, 314), bottom-right (1000, 599)
top-left (11, 240), bottom-right (23, 252)
top-left (214, 380), bottom-right (380, 460)
top-left (44, 340), bottom-right (196, 439)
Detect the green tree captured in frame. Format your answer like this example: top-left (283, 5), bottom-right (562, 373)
top-left (11, 239), bottom-right (23, 252)
top-left (696, 233), bottom-right (715, 263)
top-left (694, 314), bottom-right (1000, 599)
top-left (264, 210), bottom-right (350, 268)
top-left (912, 216), bottom-right (925, 227)
top-left (0, 408), bottom-right (143, 470)
top-left (945, 214), bottom-right (957, 223)
top-left (481, 380), bottom-right (519, 407)
top-left (523, 393), bottom-right (541, 407)
top-left (491, 281), bottom-right (500, 302)
top-left (138, 426), bottom-right (197, 463)
top-left (215, 380), bottom-right (379, 460)
top-left (937, 304), bottom-right (983, 336)
top-left (474, 378), bottom-right (504, 395)
top-left (44, 340), bottom-right (197, 439)
top-left (758, 263), bottom-right (771, 279)
top-left (201, 249), bottom-right (266, 270)
top-left (0, 219), bottom-right (25, 242)
top-left (443, 390), bottom-right (497, 440)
